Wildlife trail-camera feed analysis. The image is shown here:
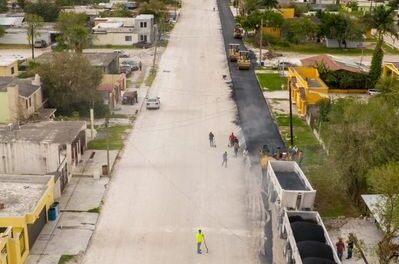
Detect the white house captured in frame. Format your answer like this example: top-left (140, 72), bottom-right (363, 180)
top-left (0, 23), bottom-right (57, 45)
top-left (0, 121), bottom-right (87, 198)
top-left (92, 14), bottom-right (154, 46)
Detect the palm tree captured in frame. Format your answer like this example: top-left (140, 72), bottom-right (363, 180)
top-left (363, 5), bottom-right (398, 88)
top-left (257, 0), bottom-right (278, 9)
top-left (26, 14), bottom-right (44, 60)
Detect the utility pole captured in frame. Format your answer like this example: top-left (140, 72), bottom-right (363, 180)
top-left (288, 81), bottom-right (294, 146)
top-left (105, 116), bottom-right (110, 175)
top-left (152, 24), bottom-right (158, 70)
top-left (259, 18), bottom-right (263, 67)
top-left (31, 25), bottom-right (35, 60)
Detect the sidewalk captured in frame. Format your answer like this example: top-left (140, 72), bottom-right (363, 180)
top-left (27, 177), bottom-right (109, 264)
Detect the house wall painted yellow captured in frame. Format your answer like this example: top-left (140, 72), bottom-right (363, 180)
top-left (263, 27), bottom-right (281, 38)
top-left (382, 63), bottom-right (399, 78)
top-left (279, 8), bottom-right (295, 19)
top-left (0, 177), bottom-right (54, 264)
top-left (0, 61), bottom-right (18, 77)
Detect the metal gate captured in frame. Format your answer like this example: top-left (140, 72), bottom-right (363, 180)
top-left (27, 207), bottom-right (47, 249)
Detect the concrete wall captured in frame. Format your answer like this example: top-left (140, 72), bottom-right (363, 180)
top-left (325, 38), bottom-right (360, 48)
top-left (18, 88), bottom-right (43, 119)
top-left (93, 32), bottom-right (138, 46)
top-left (0, 142), bottom-right (61, 175)
top-left (0, 92), bottom-right (10, 123)
top-left (0, 31), bottom-right (51, 45)
top-left (0, 62), bottom-right (18, 77)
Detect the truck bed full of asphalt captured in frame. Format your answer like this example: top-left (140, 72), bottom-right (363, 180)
top-left (275, 171), bottom-right (308, 191)
top-left (217, 0), bottom-right (285, 154)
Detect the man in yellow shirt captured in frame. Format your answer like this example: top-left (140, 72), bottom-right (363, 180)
top-left (196, 229), bottom-right (204, 254)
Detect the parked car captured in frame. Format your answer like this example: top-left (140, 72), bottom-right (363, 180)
top-left (114, 50), bottom-right (130, 58)
top-left (122, 91), bottom-right (138, 105)
top-left (368, 89), bottom-right (380, 95)
top-left (34, 40), bottom-right (47, 48)
top-left (146, 96), bottom-right (160, 109)
top-left (120, 65), bottom-right (132, 75)
top-left (272, 61), bottom-right (296, 70)
top-left (121, 60), bottom-right (139, 71)
top-left (134, 41), bottom-right (152, 49)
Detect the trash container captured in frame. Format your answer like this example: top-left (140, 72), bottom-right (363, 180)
top-left (52, 202), bottom-right (60, 215)
top-left (48, 207), bottom-right (57, 221)
top-left (102, 165), bottom-right (108, 175)
top-left (261, 61), bottom-right (265, 66)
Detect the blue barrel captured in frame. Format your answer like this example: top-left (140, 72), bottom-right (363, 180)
top-left (48, 207), bottom-right (57, 221)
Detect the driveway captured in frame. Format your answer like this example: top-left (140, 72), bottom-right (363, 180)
top-left (83, 0), bottom-right (264, 263)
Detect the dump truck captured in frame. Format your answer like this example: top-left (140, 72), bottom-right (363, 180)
top-left (237, 50), bottom-right (251, 70)
top-left (265, 160), bottom-right (316, 210)
top-left (228, 43), bottom-right (240, 62)
top-left (279, 210), bottom-right (341, 264)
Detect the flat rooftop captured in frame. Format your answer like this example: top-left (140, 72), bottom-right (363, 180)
top-left (0, 121), bottom-right (86, 144)
top-left (36, 52), bottom-right (118, 68)
top-left (0, 175), bottom-right (52, 217)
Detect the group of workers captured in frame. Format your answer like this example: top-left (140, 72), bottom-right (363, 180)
top-left (209, 131), bottom-right (248, 168)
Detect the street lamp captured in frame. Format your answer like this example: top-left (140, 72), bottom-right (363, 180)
top-left (286, 81), bottom-right (294, 146)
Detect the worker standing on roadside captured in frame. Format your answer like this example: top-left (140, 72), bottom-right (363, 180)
top-left (233, 141), bottom-right (239, 157)
top-left (209, 132), bottom-right (215, 147)
top-left (222, 151), bottom-right (228, 167)
top-left (196, 229), bottom-right (204, 254)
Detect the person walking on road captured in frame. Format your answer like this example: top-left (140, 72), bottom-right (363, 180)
top-left (196, 229), bottom-right (204, 254)
top-left (347, 235), bottom-right (354, 259)
top-left (336, 237), bottom-right (345, 261)
top-left (209, 132), bottom-right (215, 147)
top-left (222, 151), bottom-right (228, 168)
top-left (139, 61), bottom-right (142, 71)
top-left (233, 141), bottom-right (239, 157)
top-left (229, 132), bottom-right (235, 147)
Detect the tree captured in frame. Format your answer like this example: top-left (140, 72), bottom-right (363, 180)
top-left (17, 0), bottom-right (25, 9)
top-left (139, 0), bottom-right (166, 21)
top-left (100, 3), bottom-right (133, 17)
top-left (0, 26), bottom-right (4, 38)
top-left (24, 1), bottom-right (60, 22)
top-left (37, 52), bottom-right (106, 116)
top-left (283, 17), bottom-right (319, 44)
top-left (26, 14), bottom-right (44, 60)
top-left (0, 0), bottom-right (8, 13)
top-left (257, 0), bottom-right (278, 9)
top-left (367, 162), bottom-right (399, 264)
top-left (363, 5), bottom-right (398, 88)
top-left (324, 96), bottom-right (399, 203)
top-left (238, 10), bottom-right (284, 31)
top-left (320, 13), bottom-right (363, 48)
top-left (56, 12), bottom-right (91, 52)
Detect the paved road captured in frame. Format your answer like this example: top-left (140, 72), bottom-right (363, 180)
top-left (217, 0), bottom-right (285, 154)
top-left (217, 1), bottom-right (279, 262)
top-left (83, 0), bottom-right (264, 263)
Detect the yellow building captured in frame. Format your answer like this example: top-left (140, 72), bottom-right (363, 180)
top-left (288, 67), bottom-right (329, 117)
top-left (382, 62), bottom-right (399, 78)
top-left (279, 8), bottom-right (295, 19)
top-left (0, 59), bottom-right (18, 77)
top-left (262, 27), bottom-right (281, 38)
top-left (0, 175), bottom-right (55, 264)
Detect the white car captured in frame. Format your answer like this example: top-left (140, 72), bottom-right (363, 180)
top-left (368, 89), bottom-right (380, 95)
top-left (114, 50), bottom-right (130, 58)
top-left (146, 96), bottom-right (160, 109)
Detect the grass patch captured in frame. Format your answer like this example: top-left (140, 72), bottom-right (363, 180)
top-left (256, 73), bottom-right (286, 91)
top-left (271, 43), bottom-right (375, 55)
top-left (88, 125), bottom-right (132, 150)
top-left (382, 43), bottom-right (399, 54)
top-left (274, 114), bottom-right (358, 217)
top-left (87, 207), bottom-right (101, 213)
top-left (58, 255), bottom-right (75, 264)
top-left (144, 68), bottom-right (157, 87)
top-left (0, 44), bottom-right (31, 49)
